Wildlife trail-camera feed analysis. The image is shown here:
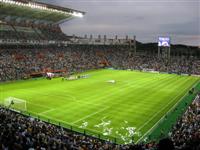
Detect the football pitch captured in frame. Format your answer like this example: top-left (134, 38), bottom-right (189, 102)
top-left (0, 69), bottom-right (199, 144)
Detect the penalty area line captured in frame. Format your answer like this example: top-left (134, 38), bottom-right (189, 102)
top-left (72, 106), bottom-right (110, 124)
top-left (39, 108), bottom-right (55, 115)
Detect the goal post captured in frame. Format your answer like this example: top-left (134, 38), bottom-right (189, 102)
top-left (4, 97), bottom-right (27, 112)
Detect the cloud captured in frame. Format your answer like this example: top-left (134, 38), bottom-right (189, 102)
top-left (39, 0), bottom-right (200, 46)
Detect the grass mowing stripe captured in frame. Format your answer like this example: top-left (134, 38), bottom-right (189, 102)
top-left (39, 108), bottom-right (56, 115)
top-left (71, 72), bottom-right (174, 111)
top-left (70, 75), bottom-right (191, 141)
top-left (19, 89), bottom-right (104, 108)
top-left (89, 73), bottom-right (175, 104)
top-left (137, 81), bottom-right (186, 132)
top-left (72, 106), bottom-right (110, 124)
top-left (1, 69), bottom-right (199, 144)
top-left (135, 79), bottom-right (199, 143)
top-left (45, 74), bottom-right (195, 143)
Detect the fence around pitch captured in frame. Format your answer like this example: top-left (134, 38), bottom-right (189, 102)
top-left (23, 111), bottom-right (122, 144)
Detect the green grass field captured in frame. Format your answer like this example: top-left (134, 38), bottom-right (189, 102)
top-left (0, 69), bottom-right (199, 144)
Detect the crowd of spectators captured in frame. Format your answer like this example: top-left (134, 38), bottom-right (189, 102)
top-left (105, 49), bottom-right (200, 75)
top-left (170, 94), bottom-right (200, 150)
top-left (0, 107), bottom-right (151, 150)
top-left (0, 25), bottom-right (68, 42)
top-left (0, 45), bottom-right (200, 149)
top-left (0, 45), bottom-right (200, 81)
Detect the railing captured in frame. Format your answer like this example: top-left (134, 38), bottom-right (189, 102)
top-left (21, 111), bottom-right (122, 144)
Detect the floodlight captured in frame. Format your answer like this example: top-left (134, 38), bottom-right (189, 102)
top-left (1, 0), bottom-right (84, 18)
top-left (72, 12), bottom-right (83, 18)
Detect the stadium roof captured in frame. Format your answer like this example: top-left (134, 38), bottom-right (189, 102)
top-left (0, 0), bottom-right (85, 25)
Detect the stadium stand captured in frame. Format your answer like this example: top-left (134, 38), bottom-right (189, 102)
top-left (0, 0), bottom-right (200, 150)
top-left (0, 46), bottom-right (200, 82)
top-left (170, 94), bottom-right (200, 150)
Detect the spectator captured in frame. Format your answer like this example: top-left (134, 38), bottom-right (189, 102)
top-left (0, 46), bottom-right (200, 82)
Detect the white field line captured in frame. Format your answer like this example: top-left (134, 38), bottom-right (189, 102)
top-left (20, 89), bottom-right (102, 107)
top-left (137, 90), bottom-right (184, 131)
top-left (100, 75), bottom-right (176, 111)
top-left (37, 108), bottom-right (115, 138)
top-left (39, 108), bottom-right (55, 115)
top-left (8, 90), bottom-right (52, 110)
top-left (26, 101), bottom-right (52, 109)
top-left (52, 77), bottom-right (150, 114)
top-left (51, 75), bottom-right (176, 124)
top-left (81, 75), bottom-right (174, 107)
top-left (136, 78), bottom-right (195, 130)
top-left (17, 89), bottom-right (107, 118)
top-left (14, 74), bottom-right (172, 116)
top-left (69, 77), bottom-right (148, 120)
top-left (38, 113), bottom-right (116, 137)
top-left (135, 80), bottom-right (199, 144)
top-left (72, 106), bottom-right (110, 124)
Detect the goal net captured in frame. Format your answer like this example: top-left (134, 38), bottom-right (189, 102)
top-left (4, 97), bottom-right (27, 112)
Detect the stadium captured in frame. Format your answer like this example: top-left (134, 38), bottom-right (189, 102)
top-left (0, 0), bottom-right (200, 150)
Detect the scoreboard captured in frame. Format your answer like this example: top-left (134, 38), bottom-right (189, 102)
top-left (158, 37), bottom-right (170, 47)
